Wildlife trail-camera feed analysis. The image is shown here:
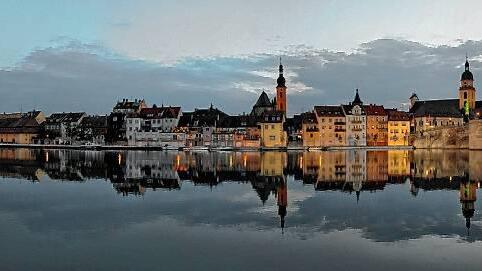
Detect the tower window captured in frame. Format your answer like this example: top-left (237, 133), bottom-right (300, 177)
top-left (464, 92), bottom-right (468, 99)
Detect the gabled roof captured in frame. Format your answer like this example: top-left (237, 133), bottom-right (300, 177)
top-left (177, 106), bottom-right (228, 127)
top-left (161, 107), bottom-right (181, 118)
top-left (314, 105), bottom-right (345, 117)
top-left (47, 112), bottom-right (85, 123)
top-left (0, 111), bottom-right (43, 133)
top-left (387, 109), bottom-right (410, 121)
top-left (363, 105), bottom-right (386, 116)
top-left (410, 99), bottom-right (462, 118)
top-left (253, 91), bottom-right (273, 108)
top-left (301, 112), bottom-right (318, 124)
top-left (342, 104), bottom-right (366, 115)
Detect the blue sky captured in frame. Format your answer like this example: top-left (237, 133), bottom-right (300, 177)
top-left (2, 0), bottom-right (482, 114)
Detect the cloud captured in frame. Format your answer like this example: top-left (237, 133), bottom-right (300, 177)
top-left (1, 39), bottom-right (482, 115)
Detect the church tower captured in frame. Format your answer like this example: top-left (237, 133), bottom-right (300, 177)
top-left (459, 56), bottom-right (476, 111)
top-left (276, 58), bottom-right (287, 115)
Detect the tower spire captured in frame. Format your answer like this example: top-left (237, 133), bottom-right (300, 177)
top-left (465, 54), bottom-right (470, 71)
top-left (279, 56), bottom-right (283, 75)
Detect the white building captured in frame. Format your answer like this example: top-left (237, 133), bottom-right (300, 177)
top-left (342, 90), bottom-right (367, 146)
top-left (126, 106), bottom-right (184, 148)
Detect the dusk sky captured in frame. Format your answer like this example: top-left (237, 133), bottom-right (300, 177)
top-left (2, 0), bottom-right (482, 115)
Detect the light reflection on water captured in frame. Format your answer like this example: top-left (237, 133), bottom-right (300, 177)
top-left (0, 148), bottom-right (482, 270)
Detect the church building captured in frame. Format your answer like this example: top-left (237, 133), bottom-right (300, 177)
top-left (410, 57), bottom-right (479, 133)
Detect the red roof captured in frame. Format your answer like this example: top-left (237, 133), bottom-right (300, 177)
top-left (363, 105), bottom-right (386, 116)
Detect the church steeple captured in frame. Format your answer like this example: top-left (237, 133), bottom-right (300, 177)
top-left (459, 55), bottom-right (476, 112)
top-left (352, 89), bottom-right (363, 106)
top-left (277, 57), bottom-right (286, 88)
top-left (276, 57), bottom-right (287, 115)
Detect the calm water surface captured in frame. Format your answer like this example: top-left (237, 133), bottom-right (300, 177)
top-left (0, 148), bottom-right (482, 270)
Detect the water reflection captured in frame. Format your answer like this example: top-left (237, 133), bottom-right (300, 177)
top-left (0, 148), bottom-right (481, 242)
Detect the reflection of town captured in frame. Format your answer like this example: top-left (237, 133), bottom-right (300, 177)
top-left (0, 148), bottom-right (480, 233)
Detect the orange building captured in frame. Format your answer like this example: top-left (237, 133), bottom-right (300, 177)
top-left (364, 105), bottom-right (388, 146)
top-left (366, 151), bottom-right (388, 182)
top-left (0, 111), bottom-right (46, 144)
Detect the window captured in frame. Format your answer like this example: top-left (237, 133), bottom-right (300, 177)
top-left (265, 125), bottom-right (268, 129)
top-left (271, 125), bottom-right (275, 129)
top-left (269, 135), bottom-right (276, 140)
top-left (310, 133), bottom-right (313, 138)
top-left (464, 92), bottom-right (468, 99)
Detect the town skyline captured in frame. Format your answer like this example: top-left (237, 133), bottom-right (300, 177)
top-left (2, 48), bottom-right (480, 116)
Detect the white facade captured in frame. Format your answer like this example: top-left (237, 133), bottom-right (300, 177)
top-left (344, 105), bottom-right (367, 146)
top-left (125, 107), bottom-right (183, 147)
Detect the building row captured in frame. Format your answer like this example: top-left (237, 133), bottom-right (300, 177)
top-left (0, 57), bottom-right (480, 148)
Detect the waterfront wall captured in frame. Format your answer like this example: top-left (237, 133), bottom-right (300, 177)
top-left (469, 119), bottom-right (482, 150)
top-left (412, 125), bottom-right (468, 149)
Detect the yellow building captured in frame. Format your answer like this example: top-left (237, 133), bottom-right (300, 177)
top-left (387, 150), bottom-right (410, 177)
top-left (387, 110), bottom-right (410, 146)
top-left (301, 112), bottom-right (320, 147)
top-left (0, 111), bottom-right (46, 144)
top-left (260, 112), bottom-right (287, 148)
top-left (313, 106), bottom-right (346, 146)
top-left (260, 151), bottom-right (286, 177)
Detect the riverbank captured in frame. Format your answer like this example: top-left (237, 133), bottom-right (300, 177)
top-left (0, 143), bottom-right (414, 152)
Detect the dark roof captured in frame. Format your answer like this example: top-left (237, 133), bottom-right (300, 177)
top-left (47, 112), bottom-right (85, 123)
top-left (387, 110), bottom-right (410, 121)
top-left (352, 89), bottom-right (363, 105)
top-left (410, 99), bottom-right (462, 118)
top-left (254, 91), bottom-right (273, 108)
top-left (314, 105), bottom-right (345, 117)
top-left (80, 115), bottom-right (108, 128)
top-left (177, 106), bottom-right (228, 127)
top-left (260, 111), bottom-right (284, 123)
top-left (461, 60), bottom-right (474, 81)
top-left (364, 105), bottom-right (386, 116)
top-left (301, 112), bottom-right (318, 124)
top-left (161, 107), bottom-right (181, 118)
top-left (277, 60), bottom-right (286, 88)
top-left (129, 106), bottom-right (181, 119)
top-left (0, 111), bottom-right (43, 133)
top-left (284, 114), bottom-right (303, 130)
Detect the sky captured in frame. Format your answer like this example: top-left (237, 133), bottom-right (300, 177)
top-left (2, 0), bottom-right (482, 115)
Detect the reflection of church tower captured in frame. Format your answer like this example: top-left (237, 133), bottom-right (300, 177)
top-left (276, 57), bottom-right (287, 115)
top-left (277, 179), bottom-right (288, 232)
top-left (460, 180), bottom-right (477, 234)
